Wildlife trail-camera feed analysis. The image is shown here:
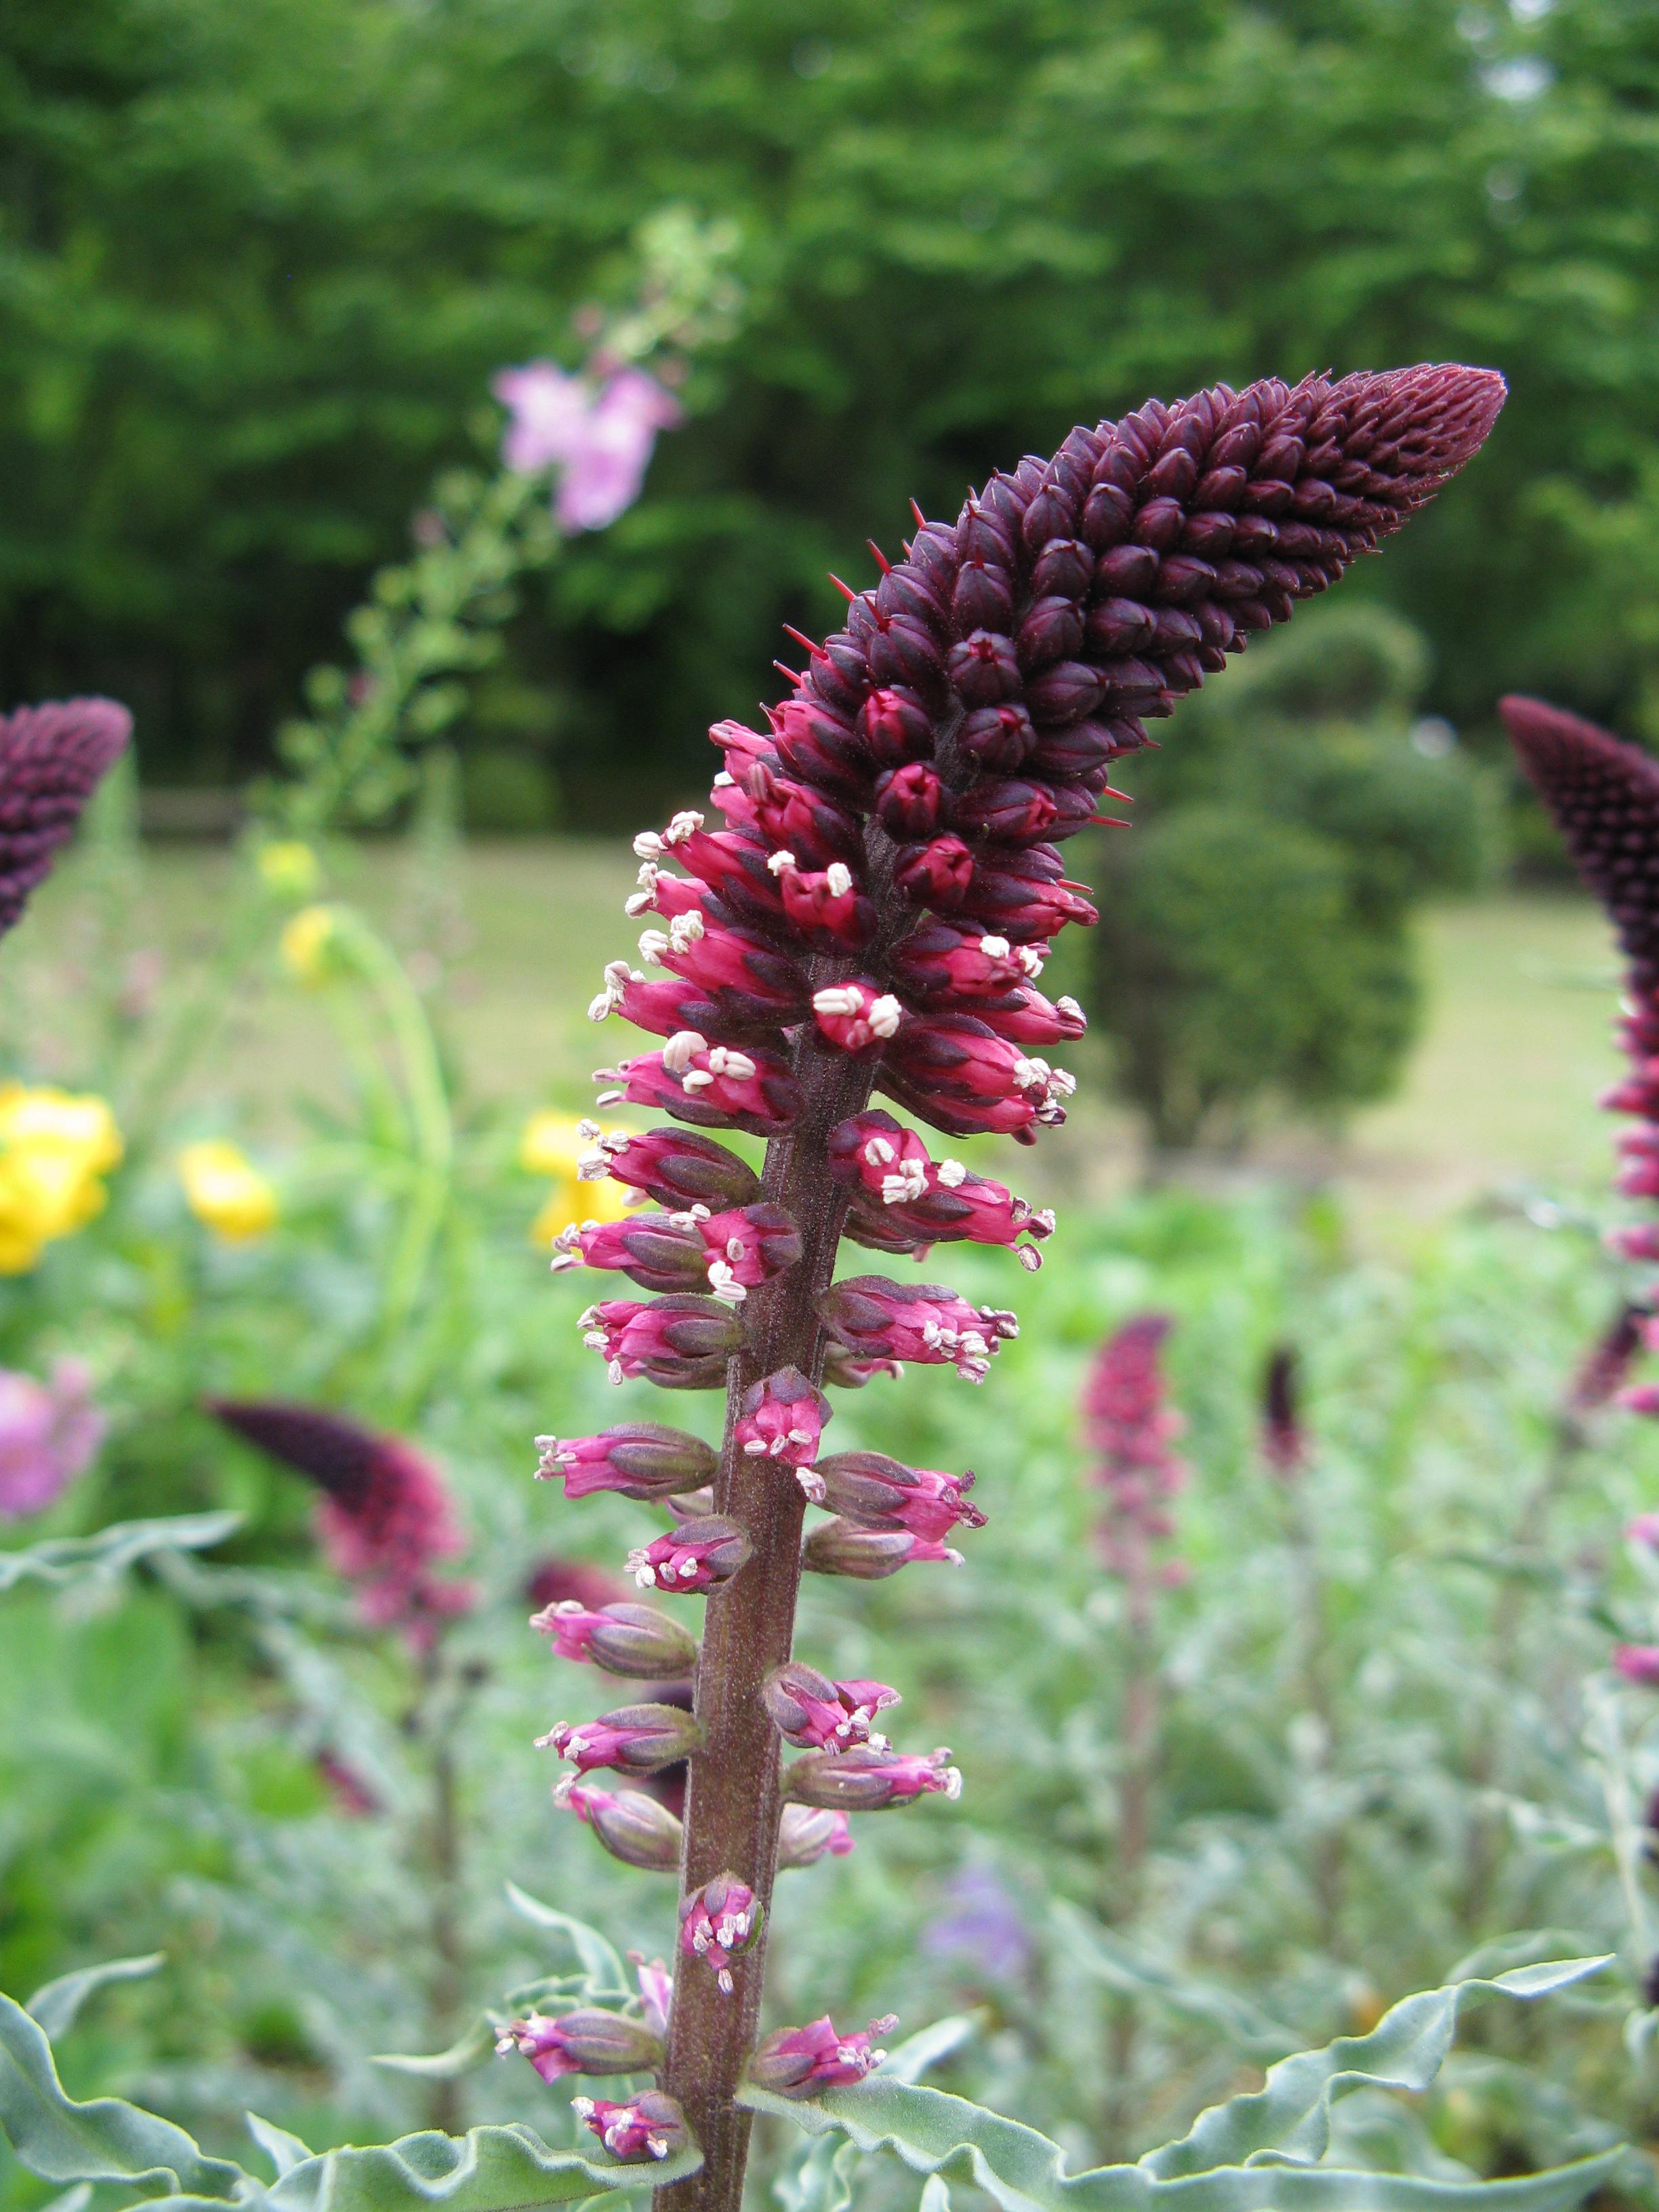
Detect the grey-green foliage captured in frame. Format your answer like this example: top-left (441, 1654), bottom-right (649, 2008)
top-left (743, 1963), bottom-right (1624, 2212)
top-left (1092, 604), bottom-right (1494, 1150)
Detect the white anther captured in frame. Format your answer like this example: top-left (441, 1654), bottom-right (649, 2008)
top-left (661, 1029), bottom-right (707, 1075)
top-left (623, 891), bottom-right (653, 918)
top-left (766, 849), bottom-right (797, 876)
top-left (594, 1089), bottom-right (624, 1107)
top-left (638, 928), bottom-right (670, 963)
top-left (669, 910), bottom-right (705, 950)
top-left (796, 1466), bottom-right (827, 1505)
top-left (1057, 994), bottom-right (1085, 1023)
top-left (707, 1261), bottom-right (747, 1304)
top-left (633, 830), bottom-right (665, 859)
top-left (1017, 1245), bottom-right (1043, 1271)
top-left (1012, 1057), bottom-right (1044, 1090)
top-left (712, 770), bottom-right (734, 790)
top-left (867, 995), bottom-right (902, 1038)
top-left (942, 1765), bottom-right (964, 1797)
top-left (980, 935), bottom-right (1010, 960)
top-left (880, 1161), bottom-right (928, 1206)
top-left (1050, 1066), bottom-right (1077, 1097)
top-left (577, 1118), bottom-right (600, 1139)
top-left (607, 1359), bottom-right (623, 1384)
top-left (743, 1437), bottom-right (767, 1456)
top-left (665, 810), bottom-right (703, 844)
top-left (1017, 945), bottom-right (1045, 977)
top-left (707, 1048), bottom-right (756, 1079)
top-left (1033, 1206), bottom-right (1056, 1233)
top-left (814, 985), bottom-right (863, 1017)
top-left (724, 1235), bottom-right (745, 1259)
top-left (936, 1158), bottom-right (967, 1187)
top-left (825, 863), bottom-right (853, 897)
top-left (682, 1069), bottom-right (714, 1091)
top-left (864, 1136), bottom-right (896, 1166)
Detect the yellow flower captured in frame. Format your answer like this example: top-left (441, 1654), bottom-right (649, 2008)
top-left (520, 1112), bottom-right (634, 1246)
top-left (258, 840), bottom-right (322, 901)
top-left (178, 1141), bottom-right (279, 1242)
top-left (280, 904), bottom-right (346, 986)
top-left (0, 1085), bottom-right (124, 1274)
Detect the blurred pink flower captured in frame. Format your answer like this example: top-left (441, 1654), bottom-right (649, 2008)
top-left (492, 361), bottom-right (682, 532)
top-left (0, 1359), bottom-right (102, 1519)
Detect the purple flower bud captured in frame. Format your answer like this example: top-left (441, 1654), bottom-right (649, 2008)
top-left (951, 778), bottom-right (1060, 844)
top-left (0, 700), bottom-right (134, 937)
top-left (801, 1518), bottom-right (964, 1578)
top-left (748, 773), bottom-right (865, 871)
top-left (630, 1953), bottom-right (674, 2038)
top-left (496, 2007), bottom-right (663, 2081)
top-left (749, 2013), bottom-right (899, 2095)
top-left (734, 1366), bottom-right (831, 1471)
top-left (777, 1804), bottom-right (856, 1868)
top-left (881, 1015), bottom-right (1075, 1138)
top-left (531, 1598), bottom-right (699, 1679)
top-left (596, 1034), bottom-right (802, 1139)
top-left (948, 630), bottom-right (1021, 708)
top-left (777, 861), bottom-right (877, 951)
top-left (676, 824), bottom-right (791, 927)
top-left (873, 762), bottom-right (945, 838)
top-left (579, 1294), bottom-right (746, 1389)
top-left (552, 1775), bottom-right (684, 1870)
top-left (537, 1701), bottom-right (705, 1775)
top-left (893, 834), bottom-right (975, 909)
top-left (811, 979), bottom-right (904, 1054)
top-left (679, 1871), bottom-right (762, 1994)
top-left (571, 2091), bottom-right (689, 2163)
top-left (628, 1513), bottom-right (752, 1594)
top-left (785, 1744), bottom-right (962, 1811)
top-left (857, 687), bottom-right (934, 768)
top-left (818, 1275), bottom-right (1018, 1383)
top-left (763, 1661), bottom-right (901, 1752)
top-left (956, 701), bottom-right (1036, 772)
top-left (583, 1123), bottom-right (761, 1212)
top-left (811, 1450), bottom-right (985, 1540)
top-left (535, 1424), bottom-right (718, 1501)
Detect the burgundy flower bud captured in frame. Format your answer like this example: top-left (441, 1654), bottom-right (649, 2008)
top-left (951, 559), bottom-right (1015, 634)
top-left (596, 1032), bottom-right (802, 1137)
top-left (857, 687), bottom-right (933, 767)
top-left (869, 612), bottom-right (946, 693)
top-left (951, 779), bottom-right (1060, 844)
top-left (893, 834), bottom-right (974, 909)
top-left (811, 979), bottom-right (904, 1054)
top-left (763, 1662), bottom-right (901, 1752)
top-left (821, 1345), bottom-right (905, 1389)
top-left (571, 2091), bottom-right (689, 2164)
top-left (747, 772), bottom-right (865, 871)
top-left (735, 1366), bottom-right (832, 1470)
top-left (0, 699), bottom-right (134, 937)
top-left (957, 703), bottom-right (1037, 771)
top-left (635, 912), bottom-right (811, 1023)
top-left (948, 630), bottom-right (1021, 708)
top-left (749, 2015), bottom-right (898, 2096)
top-left (811, 1449), bottom-right (985, 1539)
top-left (1016, 596), bottom-right (1084, 671)
top-left (1029, 717), bottom-right (1142, 780)
top-left (874, 762), bottom-right (945, 838)
top-left (777, 861), bottom-right (877, 949)
top-left (802, 1519), bottom-right (964, 1577)
top-left (972, 985), bottom-right (1089, 1047)
top-left (537, 1701), bottom-right (705, 1776)
top-left (629, 1513), bottom-right (752, 1593)
top-left (777, 1803), bottom-right (856, 1868)
top-left (539, 1415), bottom-right (721, 1504)
top-left (958, 856), bottom-right (1099, 943)
top-left (876, 562), bottom-right (948, 627)
top-left (680, 1872), bottom-right (762, 1994)
top-left (827, 1109), bottom-right (1055, 1265)
top-left (552, 1210), bottom-right (720, 1294)
top-left (1030, 536), bottom-right (1092, 598)
top-left (497, 2007), bottom-right (664, 2082)
top-left (819, 1275), bottom-right (1018, 1382)
top-left (889, 924), bottom-right (1044, 1001)
top-left (582, 1123), bottom-right (760, 1212)
top-left (771, 695), bottom-right (869, 801)
top-left (709, 716), bottom-right (781, 778)
top-left (957, 496), bottom-right (1016, 569)
top-left (532, 1598), bottom-right (699, 1679)
top-left (785, 1744), bottom-right (962, 1810)
top-left (553, 1774), bottom-right (684, 1871)
top-left (579, 1295), bottom-right (746, 1389)
top-left (882, 1014), bottom-right (1076, 1136)
top-left (675, 825), bottom-right (789, 926)
top-left (592, 964), bottom-right (775, 1046)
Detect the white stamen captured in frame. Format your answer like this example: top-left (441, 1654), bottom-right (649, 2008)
top-left (707, 1048), bottom-right (756, 1079)
top-left (867, 994), bottom-right (902, 1038)
top-left (707, 1261), bottom-right (747, 1304)
top-left (796, 1466), bottom-right (827, 1504)
top-left (669, 910), bottom-right (705, 950)
top-left (663, 809), bottom-right (704, 846)
top-left (813, 985), bottom-right (862, 1017)
top-left (766, 848), bottom-right (797, 876)
top-left (864, 1136), bottom-right (896, 1166)
top-left (825, 862), bottom-right (853, 897)
top-left (661, 1029), bottom-right (707, 1074)
top-left (1057, 994), bottom-right (1085, 1022)
top-left (638, 928), bottom-right (670, 963)
top-left (936, 1158), bottom-right (967, 1187)
top-left (681, 1069), bottom-right (714, 1091)
top-left (980, 935), bottom-right (1010, 960)
top-left (1018, 1245), bottom-right (1043, 1271)
top-left (633, 831), bottom-right (665, 859)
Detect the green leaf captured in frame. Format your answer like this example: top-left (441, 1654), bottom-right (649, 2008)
top-left (874, 2017), bottom-right (979, 2087)
top-left (741, 1963), bottom-right (1620, 2212)
top-left (0, 1514), bottom-right (243, 1595)
top-left (773, 2013), bottom-right (978, 2212)
top-left (262, 2123), bottom-right (700, 2211)
top-left (26, 1956), bottom-right (165, 2043)
top-left (247, 2116), bottom-right (314, 2179)
top-left (0, 1992), bottom-right (249, 2199)
top-left (1051, 1908), bottom-right (1300, 2061)
top-left (371, 2021), bottom-right (497, 2081)
top-left (503, 1885), bottom-right (629, 1995)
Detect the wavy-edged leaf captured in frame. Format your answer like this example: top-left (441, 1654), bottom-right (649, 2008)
top-left (741, 1963), bottom-right (1618, 2212)
top-left (372, 2020), bottom-right (497, 2081)
top-left (26, 1956), bottom-right (165, 2043)
top-left (0, 1992), bottom-right (248, 2199)
top-left (262, 2121), bottom-right (699, 2211)
top-left (773, 2013), bottom-right (978, 2212)
top-left (874, 2016), bottom-right (979, 2087)
top-left (503, 1886), bottom-right (628, 1995)
top-left (0, 1513), bottom-right (242, 1595)
top-left (920, 2181), bottom-right (952, 2212)
top-left (1050, 1908), bottom-right (1300, 2062)
top-left (248, 2116), bottom-right (314, 2180)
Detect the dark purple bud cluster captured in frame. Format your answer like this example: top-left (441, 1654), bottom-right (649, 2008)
top-left (0, 698), bottom-right (133, 936)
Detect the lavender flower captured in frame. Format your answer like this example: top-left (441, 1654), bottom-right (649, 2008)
top-left (919, 1865), bottom-right (1032, 1982)
top-left (494, 363), bottom-right (682, 532)
top-left (0, 1359), bottom-right (102, 1519)
top-left (0, 699), bottom-right (132, 937)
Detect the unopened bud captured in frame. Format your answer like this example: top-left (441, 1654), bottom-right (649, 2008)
top-left (777, 1803), bottom-right (856, 1868)
top-left (532, 1598), bottom-right (699, 1679)
top-left (554, 1776), bottom-right (684, 1871)
top-left (802, 1518), bottom-right (962, 1579)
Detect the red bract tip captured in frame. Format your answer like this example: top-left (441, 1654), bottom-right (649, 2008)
top-left (867, 539), bottom-right (893, 573)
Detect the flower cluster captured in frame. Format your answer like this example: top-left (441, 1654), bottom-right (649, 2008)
top-left (0, 699), bottom-right (132, 937)
top-left (0, 1084), bottom-right (123, 1273)
top-left (1502, 698), bottom-right (1659, 1427)
top-left (495, 362), bottom-right (682, 534)
top-left (510, 365), bottom-right (1504, 2174)
top-left (1083, 1315), bottom-right (1189, 1581)
top-left (0, 1359), bottom-right (103, 1520)
top-left (209, 1400), bottom-right (474, 1643)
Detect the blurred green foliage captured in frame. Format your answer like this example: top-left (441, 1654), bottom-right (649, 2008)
top-left (7, 0), bottom-right (1659, 808)
top-left (1092, 605), bottom-right (1494, 1147)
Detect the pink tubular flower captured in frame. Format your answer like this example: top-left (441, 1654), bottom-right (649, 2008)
top-left (777, 1805), bottom-right (856, 1868)
top-left (827, 1110), bottom-right (1054, 1267)
top-left (579, 1296), bottom-right (745, 1388)
top-left (1629, 1513), bottom-right (1659, 1549)
top-left (750, 2013), bottom-right (899, 2095)
top-left (763, 1661), bottom-right (901, 1752)
top-left (494, 361), bottom-right (682, 533)
top-left (890, 921), bottom-right (1046, 1002)
top-left (495, 2006), bottom-right (663, 2081)
top-left (818, 1275), bottom-right (1018, 1382)
top-left (811, 981), bottom-right (904, 1054)
top-left (209, 1400), bottom-right (472, 1641)
top-left (536, 1424), bottom-right (718, 1502)
top-left (555, 1203), bottom-right (799, 1303)
top-left (571, 2091), bottom-right (690, 2163)
top-left (580, 1122), bottom-right (761, 1212)
top-left (785, 1743), bottom-right (962, 1811)
top-left (811, 1450), bottom-right (985, 1540)
top-left (536, 1700), bottom-right (705, 1776)
top-left (628, 1513), bottom-right (752, 1594)
top-left (0, 1359), bottom-right (103, 1519)
top-left (734, 1366), bottom-right (831, 1470)
top-left (777, 862), bottom-right (877, 951)
top-left (0, 701), bottom-right (134, 937)
top-left (531, 1598), bottom-right (697, 1679)
top-left (801, 1519), bottom-right (964, 1578)
top-left (552, 1775), bottom-right (684, 1871)
top-left (680, 1871), bottom-right (762, 1994)
top-left (595, 1033), bottom-right (802, 1138)
top-left (1616, 1645), bottom-right (1659, 1687)
top-left (881, 1015), bottom-right (1076, 1139)
top-left (636, 912), bottom-right (811, 1024)
top-left (631, 1953), bottom-right (674, 2039)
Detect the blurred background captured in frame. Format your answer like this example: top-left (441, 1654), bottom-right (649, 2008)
top-left (11, 0), bottom-right (1659, 2202)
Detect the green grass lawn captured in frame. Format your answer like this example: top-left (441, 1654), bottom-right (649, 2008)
top-left (4, 838), bottom-right (1625, 1217)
